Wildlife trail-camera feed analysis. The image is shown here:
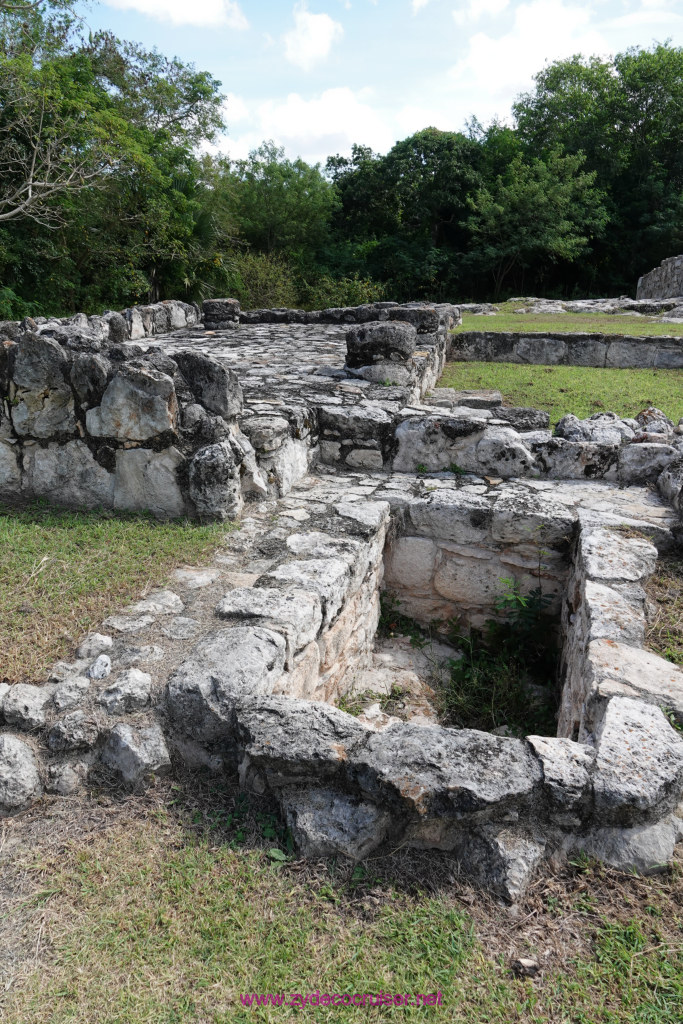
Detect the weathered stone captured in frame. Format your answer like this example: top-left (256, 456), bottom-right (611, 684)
top-left (24, 441), bottom-right (114, 508)
top-left (240, 415), bottom-right (290, 452)
top-left (128, 590), bottom-right (184, 616)
top-left (114, 446), bottom-right (187, 518)
top-left (12, 332), bottom-right (69, 390)
top-left (383, 536), bottom-right (437, 590)
top-left (475, 427), bottom-right (537, 477)
top-left (657, 455), bottom-right (683, 510)
top-left (593, 697), bottom-right (683, 824)
top-left (11, 387), bottom-right (76, 438)
top-left (99, 669), bottom-right (152, 714)
top-left (281, 787), bottom-right (390, 860)
top-left (88, 655), bottom-right (112, 680)
top-left (580, 528), bottom-right (657, 583)
top-left (3, 684), bottom-right (54, 730)
top-left (492, 491), bottom-right (577, 545)
top-left (527, 736), bottom-right (594, 812)
top-left (215, 587), bottom-right (322, 663)
top-left (87, 365), bottom-right (178, 440)
top-left (172, 567), bottom-right (221, 589)
top-left (70, 352), bottom-right (111, 409)
top-left (102, 612), bottom-right (155, 634)
top-left (618, 443), bottom-right (676, 484)
top-left (53, 676), bottom-right (90, 712)
top-left (408, 490), bottom-right (492, 544)
top-left (556, 412), bottom-right (634, 446)
top-left (585, 640), bottom-right (683, 719)
top-left (345, 448), bottom-right (384, 470)
top-left (48, 711), bottom-right (101, 752)
top-left (346, 321), bottom-right (417, 368)
top-left (188, 440), bottom-right (243, 520)
top-left (0, 441), bottom-right (21, 494)
top-left (174, 350), bottom-right (243, 419)
top-left (159, 617), bottom-right (200, 640)
top-left (0, 734), bottom-right (42, 814)
top-left (267, 558), bottom-right (352, 625)
top-left (575, 815), bottom-right (681, 874)
top-left (46, 760), bottom-right (89, 796)
top-left (448, 827), bottom-right (545, 901)
top-left (101, 722), bottom-right (170, 785)
top-left (497, 407), bottom-right (550, 432)
top-left (77, 633), bottom-right (113, 660)
top-left (167, 627), bottom-right (287, 740)
top-left (581, 580), bottom-right (646, 646)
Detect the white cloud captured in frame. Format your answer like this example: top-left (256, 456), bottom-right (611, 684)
top-left (216, 87), bottom-right (395, 164)
top-left (106, 0), bottom-right (248, 28)
top-left (283, 3), bottom-right (345, 72)
top-left (411, 0), bottom-right (431, 12)
top-left (448, 0), bottom-right (609, 120)
top-left (453, 0), bottom-right (510, 25)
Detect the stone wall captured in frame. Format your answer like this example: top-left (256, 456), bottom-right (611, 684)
top-left (450, 330), bottom-right (683, 369)
top-left (637, 255), bottom-right (683, 300)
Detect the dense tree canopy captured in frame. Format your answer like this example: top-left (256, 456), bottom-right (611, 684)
top-left (0, 8), bottom-right (681, 315)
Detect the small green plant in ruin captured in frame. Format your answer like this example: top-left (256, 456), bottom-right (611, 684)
top-left (442, 578), bottom-right (559, 736)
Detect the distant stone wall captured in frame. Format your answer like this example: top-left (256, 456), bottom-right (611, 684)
top-left (450, 330), bottom-right (683, 369)
top-left (637, 255), bottom-right (683, 300)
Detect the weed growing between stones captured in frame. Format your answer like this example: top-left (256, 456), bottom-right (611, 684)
top-left (442, 581), bottom-right (559, 736)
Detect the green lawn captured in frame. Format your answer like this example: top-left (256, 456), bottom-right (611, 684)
top-left (440, 362), bottom-right (683, 425)
top-left (456, 306), bottom-right (683, 338)
top-left (0, 502), bottom-right (229, 683)
top-left (2, 790), bottom-right (682, 1024)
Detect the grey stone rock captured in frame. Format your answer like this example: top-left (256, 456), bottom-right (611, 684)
top-left (527, 736), bottom-right (594, 813)
top-left (159, 616), bottom-right (200, 640)
top-left (355, 723), bottom-right (542, 817)
top-left (188, 440), bottom-right (243, 521)
top-left (281, 787), bottom-right (390, 860)
top-left (202, 298), bottom-right (241, 327)
top-left (12, 332), bottom-right (69, 390)
top-left (346, 321), bottom-right (417, 368)
top-left (236, 696), bottom-right (369, 785)
top-left (593, 697), bottom-right (683, 824)
top-left (99, 669), bottom-right (152, 714)
top-left (128, 590), bottom-right (184, 616)
top-left (580, 528), bottom-right (657, 583)
top-left (0, 442), bottom-right (21, 494)
top-left (114, 445), bottom-right (187, 519)
top-left (46, 760), bottom-right (89, 795)
top-left (174, 350), bottom-right (243, 419)
top-left (267, 558), bottom-right (352, 625)
top-left (497, 407), bottom-right (550, 431)
top-left (475, 426), bottom-right (537, 477)
top-left (408, 490), bottom-right (492, 544)
top-left (87, 365), bottom-right (178, 440)
top-left (491, 491), bottom-right (577, 546)
top-left (23, 440), bottom-right (114, 508)
top-left (101, 722), bottom-right (170, 785)
top-left (215, 587), bottom-right (322, 663)
top-left (117, 644), bottom-right (165, 667)
top-left (556, 413), bottom-right (634, 446)
top-left (167, 627), bottom-right (287, 741)
top-left (636, 407), bottom-right (673, 435)
top-left (585, 640), bottom-right (683, 719)
top-left (618, 443), bottom-right (676, 485)
top-left (449, 827), bottom-right (545, 901)
top-left (575, 815), bottom-right (680, 874)
top-left (88, 655), bottom-right (112, 680)
top-left (0, 734), bottom-right (42, 814)
top-left (657, 455), bottom-right (683, 511)
top-left (53, 675), bottom-right (90, 712)
top-left (48, 711), bottom-right (101, 752)
top-left (77, 633), bottom-right (113, 660)
top-left (582, 580), bottom-right (646, 646)
top-left (11, 386), bottom-right (76, 438)
top-left (0, 681), bottom-right (9, 716)
top-left (103, 612), bottom-right (155, 634)
top-left (70, 353), bottom-right (111, 409)
top-left (3, 684), bottom-right (54, 730)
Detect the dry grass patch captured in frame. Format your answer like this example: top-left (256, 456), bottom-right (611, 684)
top-left (1, 779), bottom-right (682, 1024)
top-left (646, 555), bottom-right (683, 668)
top-left (0, 501), bottom-right (230, 684)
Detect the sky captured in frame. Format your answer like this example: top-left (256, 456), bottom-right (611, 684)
top-left (74, 0), bottom-right (683, 164)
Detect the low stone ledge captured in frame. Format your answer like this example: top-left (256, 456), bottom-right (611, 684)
top-left (450, 330), bottom-right (683, 370)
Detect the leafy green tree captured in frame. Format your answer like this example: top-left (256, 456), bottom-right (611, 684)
top-left (465, 150), bottom-right (607, 298)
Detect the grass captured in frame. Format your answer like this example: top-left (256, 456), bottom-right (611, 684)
top-left (0, 501), bottom-right (230, 683)
top-left (439, 362), bottom-right (683, 425)
top-left (456, 303), bottom-right (683, 338)
top-left (646, 555), bottom-right (683, 668)
top-left (1, 785), bottom-right (682, 1023)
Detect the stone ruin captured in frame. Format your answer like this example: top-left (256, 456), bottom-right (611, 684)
top-left (637, 255), bottom-right (683, 302)
top-left (1, 297), bottom-right (682, 900)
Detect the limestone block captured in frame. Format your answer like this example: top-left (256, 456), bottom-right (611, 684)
top-left (605, 339), bottom-right (659, 369)
top-left (345, 448), bottom-right (383, 470)
top-left (582, 580), bottom-right (646, 646)
top-left (658, 455), bottom-right (683, 511)
top-left (0, 441), bottom-right (21, 494)
top-left (70, 353), bottom-right (111, 410)
top-left (475, 426), bottom-right (537, 477)
top-left (102, 722), bottom-right (171, 786)
top-left (0, 734), bottom-right (42, 815)
top-left (47, 711), bottom-right (101, 752)
top-left (282, 787), bottom-right (390, 860)
top-left (267, 557), bottom-right (352, 626)
top-left (618, 443), bottom-right (676, 485)
top-left (122, 307), bottom-right (145, 340)
top-left (173, 350), bottom-right (243, 419)
top-left (515, 335), bottom-right (567, 364)
top-left (433, 546), bottom-right (507, 607)
top-left (383, 536), bottom-right (437, 591)
top-left (492, 491), bottom-right (577, 545)
top-left (240, 415), bottom-right (289, 452)
top-left (11, 386), bottom-right (76, 438)
top-left (188, 440), bottom-right (242, 520)
top-left (593, 697), bottom-right (683, 824)
top-left (87, 365), bottom-right (178, 440)
top-left (408, 490), bottom-right (492, 544)
top-left (3, 683), bottom-right (55, 730)
top-left (215, 587), bottom-right (323, 663)
top-left (447, 827), bottom-right (545, 902)
top-left (555, 412), bottom-right (634, 445)
top-left (575, 815), bottom-right (680, 874)
top-left (115, 446), bottom-right (187, 518)
top-left (99, 669), bottom-right (152, 715)
top-left (579, 528), bottom-right (657, 583)
top-left (24, 440), bottom-right (114, 509)
top-left (12, 332), bottom-right (69, 390)
top-left (166, 627), bottom-right (287, 741)
top-left (346, 321), bottom-right (417, 368)
top-left (53, 676), bottom-right (90, 712)
top-left (527, 735), bottom-right (594, 812)
top-left (272, 642), bottom-right (321, 699)
top-left (585, 639), bottom-right (683, 721)
top-left (258, 437), bottom-right (310, 497)
top-left (128, 590), bottom-right (184, 616)
top-left (533, 438), bottom-right (618, 479)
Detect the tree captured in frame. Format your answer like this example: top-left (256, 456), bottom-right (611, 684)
top-left (465, 150), bottom-right (607, 298)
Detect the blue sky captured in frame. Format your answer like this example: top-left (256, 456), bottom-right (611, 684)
top-left (75, 1), bottom-right (683, 164)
